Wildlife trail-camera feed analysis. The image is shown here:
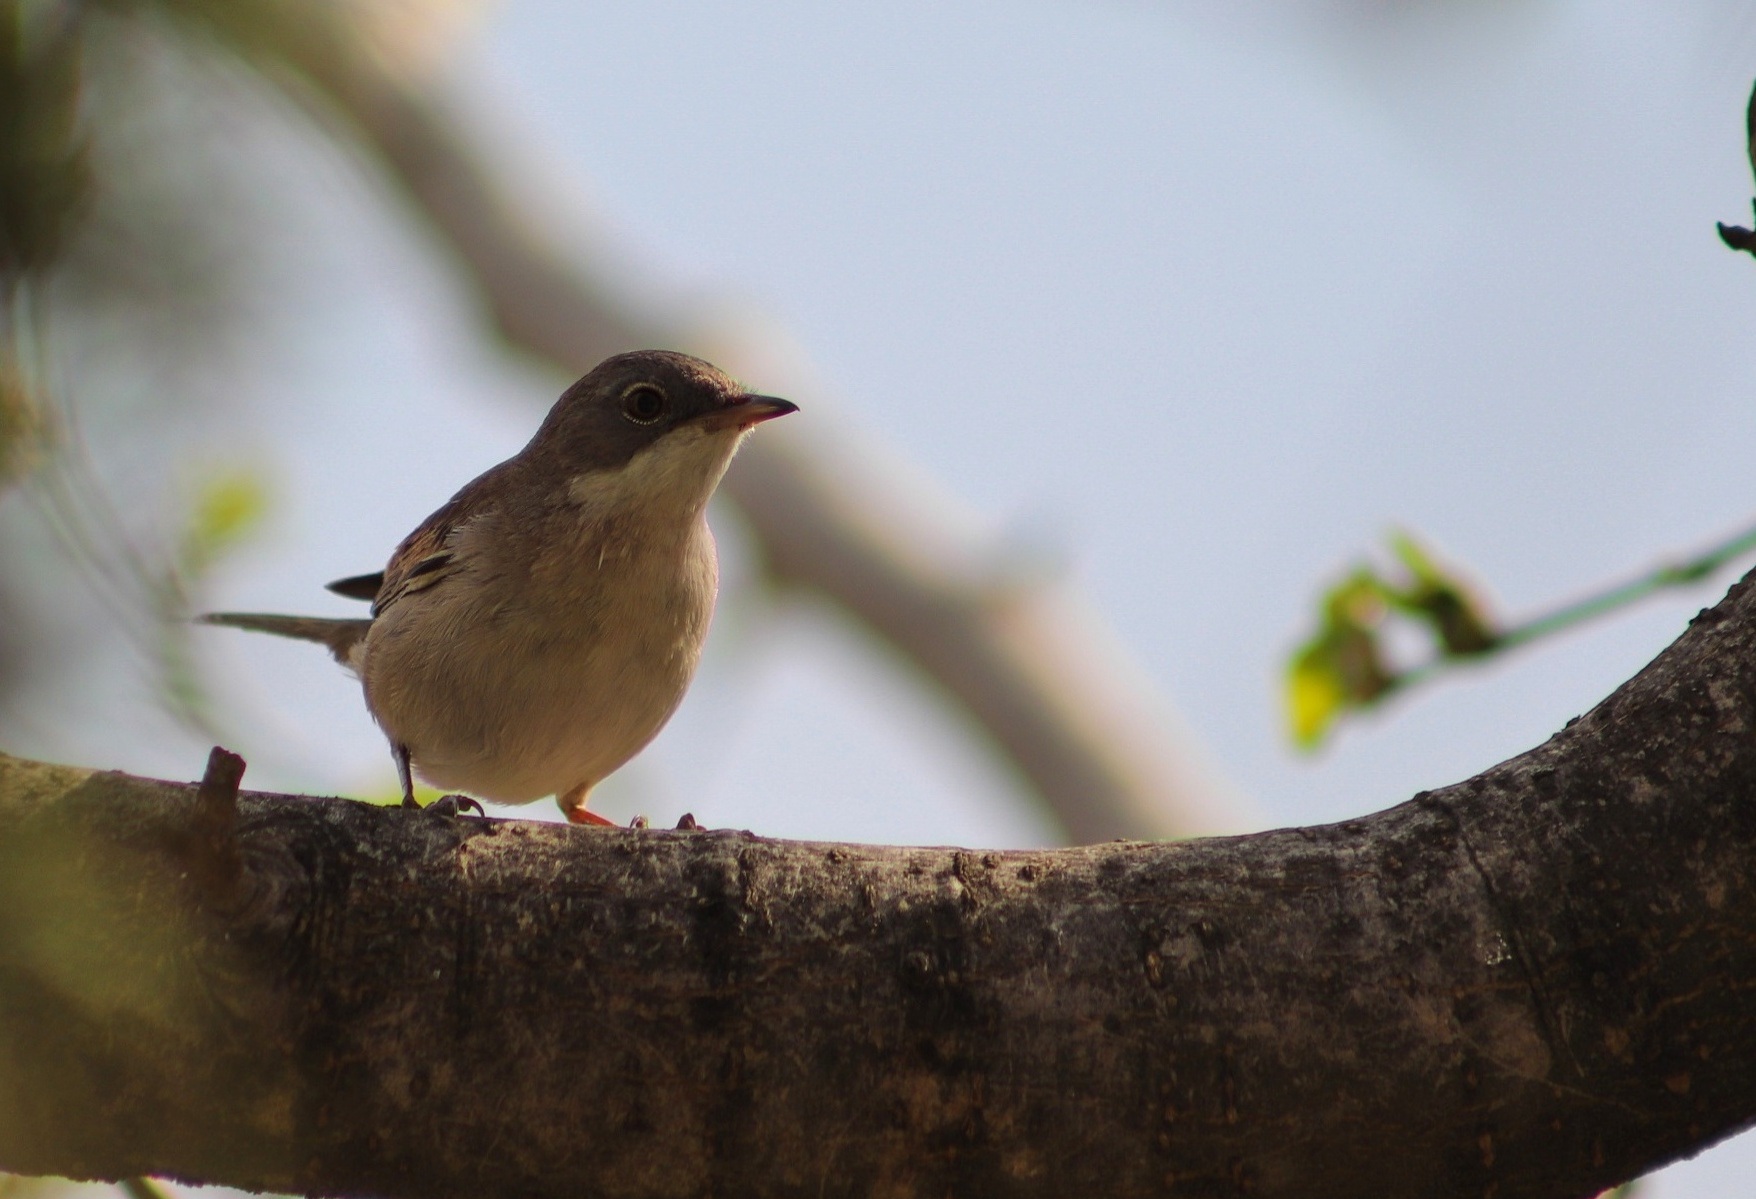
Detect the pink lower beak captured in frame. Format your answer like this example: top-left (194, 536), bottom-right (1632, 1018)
top-left (695, 394), bottom-right (799, 432)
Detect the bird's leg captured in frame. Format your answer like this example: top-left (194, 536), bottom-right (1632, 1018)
top-left (396, 744), bottom-right (417, 809)
top-left (394, 743), bottom-right (484, 817)
top-left (559, 783), bottom-right (615, 827)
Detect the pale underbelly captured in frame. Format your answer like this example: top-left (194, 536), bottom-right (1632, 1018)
top-left (363, 598), bottom-right (707, 803)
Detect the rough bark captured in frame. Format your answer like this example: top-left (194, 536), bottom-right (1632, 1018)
top-left (4, 573), bottom-right (1756, 1196)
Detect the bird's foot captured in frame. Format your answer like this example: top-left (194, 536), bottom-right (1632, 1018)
top-left (423, 794), bottom-right (487, 818)
top-left (563, 804), bottom-right (617, 827)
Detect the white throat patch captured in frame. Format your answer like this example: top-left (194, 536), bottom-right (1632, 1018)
top-left (566, 424), bottom-right (743, 520)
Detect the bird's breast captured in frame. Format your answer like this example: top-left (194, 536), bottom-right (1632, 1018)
top-left (361, 516), bottom-right (719, 803)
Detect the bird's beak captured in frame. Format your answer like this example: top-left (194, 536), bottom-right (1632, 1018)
top-left (694, 393), bottom-right (799, 432)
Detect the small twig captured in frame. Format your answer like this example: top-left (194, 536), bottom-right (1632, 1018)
top-left (1395, 520), bottom-right (1756, 693)
top-left (1498, 523), bottom-right (1756, 649)
top-left (1291, 522), bottom-right (1756, 748)
top-left (195, 745), bottom-right (245, 822)
top-left (188, 745), bottom-right (244, 900)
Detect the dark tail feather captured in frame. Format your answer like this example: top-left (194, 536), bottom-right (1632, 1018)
top-left (199, 612), bottom-right (372, 667)
top-left (326, 571), bottom-right (384, 602)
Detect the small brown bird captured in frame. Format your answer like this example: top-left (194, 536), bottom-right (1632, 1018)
top-left (203, 350), bottom-right (796, 824)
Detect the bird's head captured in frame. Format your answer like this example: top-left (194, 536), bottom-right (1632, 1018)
top-left (531, 350), bottom-right (797, 518)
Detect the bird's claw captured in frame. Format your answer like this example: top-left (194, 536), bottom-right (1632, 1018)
top-left (425, 794), bottom-right (486, 818)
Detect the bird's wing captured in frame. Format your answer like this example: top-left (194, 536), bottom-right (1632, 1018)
top-left (370, 461), bottom-right (515, 618)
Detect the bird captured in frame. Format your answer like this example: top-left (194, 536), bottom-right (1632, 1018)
top-left (201, 350), bottom-right (797, 825)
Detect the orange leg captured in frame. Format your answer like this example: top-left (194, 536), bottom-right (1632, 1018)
top-left (559, 783), bottom-right (615, 826)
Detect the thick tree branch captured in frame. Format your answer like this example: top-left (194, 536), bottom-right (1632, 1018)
top-left (5, 573), bottom-right (1756, 1196)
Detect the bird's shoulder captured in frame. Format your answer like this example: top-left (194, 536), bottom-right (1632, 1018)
top-left (372, 459), bottom-right (525, 617)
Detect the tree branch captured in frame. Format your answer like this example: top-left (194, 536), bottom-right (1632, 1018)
top-left (6, 570), bottom-right (1756, 1196)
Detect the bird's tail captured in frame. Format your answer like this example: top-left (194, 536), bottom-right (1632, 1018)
top-left (199, 612), bottom-right (372, 668)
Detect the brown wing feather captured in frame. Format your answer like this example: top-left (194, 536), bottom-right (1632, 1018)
top-left (370, 460), bottom-right (518, 617)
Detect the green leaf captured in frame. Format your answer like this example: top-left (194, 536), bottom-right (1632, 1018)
top-left (1291, 515), bottom-right (1756, 749)
top-left (1386, 530), bottom-right (1499, 657)
top-left (1286, 569), bottom-right (1398, 749)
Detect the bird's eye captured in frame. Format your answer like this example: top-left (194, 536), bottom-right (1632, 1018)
top-left (622, 384), bottom-right (667, 425)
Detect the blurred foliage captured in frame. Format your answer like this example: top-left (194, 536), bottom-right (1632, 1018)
top-left (1287, 569), bottom-right (1396, 747)
top-left (0, 0), bottom-right (91, 283)
top-left (0, 0), bottom-right (469, 735)
top-left (0, 0), bottom-right (287, 733)
top-left (158, 465), bottom-right (271, 726)
top-left (0, 357), bottom-right (45, 486)
top-left (0, 0), bottom-right (89, 493)
top-left (1288, 531), bottom-right (1497, 748)
top-left (175, 466), bottom-right (268, 581)
top-left (1716, 76), bottom-right (1756, 252)
top-left (1289, 524), bottom-right (1756, 749)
